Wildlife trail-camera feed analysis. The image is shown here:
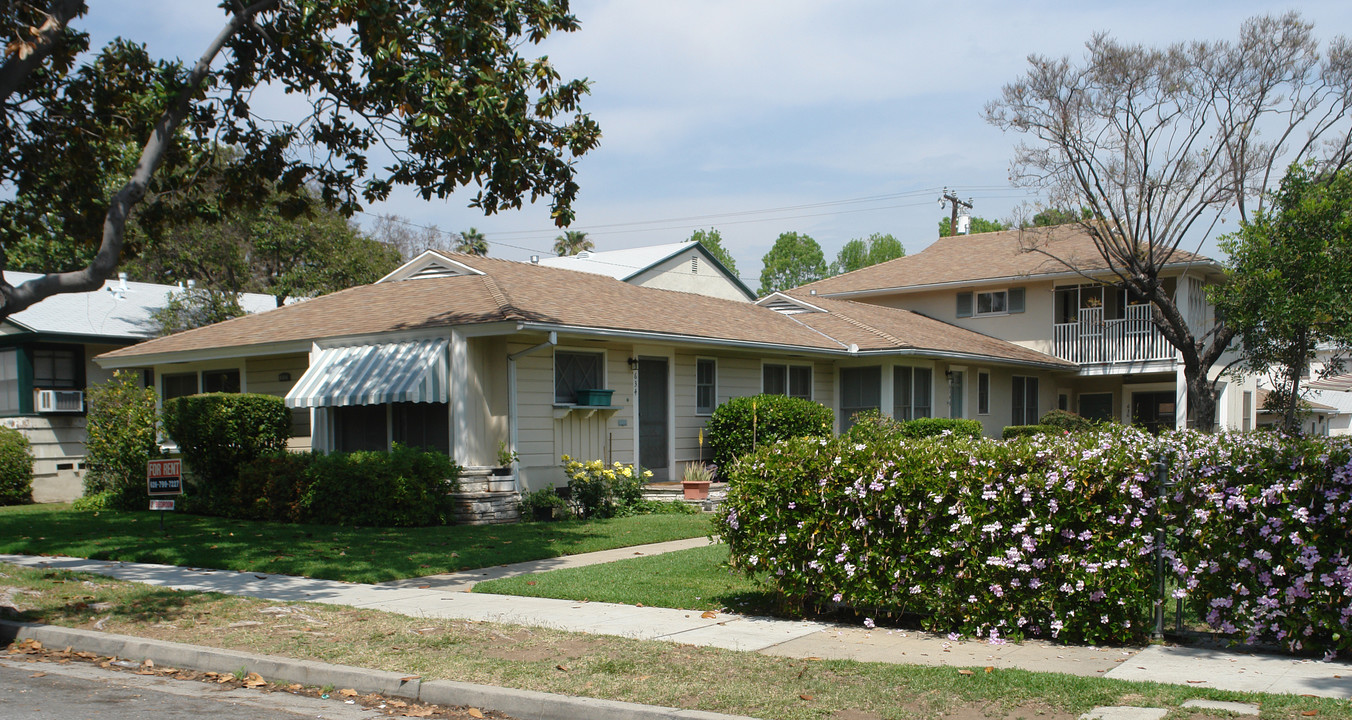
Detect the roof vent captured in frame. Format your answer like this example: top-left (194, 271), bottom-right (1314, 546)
top-left (763, 298), bottom-right (810, 315)
top-left (575, 251), bottom-right (591, 260)
top-left (407, 260), bottom-right (465, 280)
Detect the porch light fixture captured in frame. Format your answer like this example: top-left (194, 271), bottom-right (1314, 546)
top-left (627, 357), bottom-right (638, 371)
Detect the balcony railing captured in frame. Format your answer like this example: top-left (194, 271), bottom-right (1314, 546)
top-left (1052, 304), bottom-right (1175, 365)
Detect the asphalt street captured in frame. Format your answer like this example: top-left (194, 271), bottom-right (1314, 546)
top-left (0, 656), bottom-right (376, 720)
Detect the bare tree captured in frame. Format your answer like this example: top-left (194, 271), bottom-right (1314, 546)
top-left (368, 214), bottom-right (457, 261)
top-left (985, 12), bottom-right (1352, 429)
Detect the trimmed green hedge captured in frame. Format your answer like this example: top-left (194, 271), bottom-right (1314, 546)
top-left (706, 393), bottom-right (834, 471)
top-left (1002, 424), bottom-right (1058, 439)
top-left (1038, 409), bottom-right (1095, 432)
top-left (0, 426), bottom-right (33, 506)
top-left (235, 446), bottom-right (462, 526)
top-left (161, 393), bottom-right (291, 514)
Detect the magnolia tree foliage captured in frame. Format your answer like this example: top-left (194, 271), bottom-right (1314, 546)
top-left (1211, 164), bottom-right (1352, 433)
top-left (0, 0), bottom-right (600, 319)
top-left (985, 12), bottom-right (1352, 429)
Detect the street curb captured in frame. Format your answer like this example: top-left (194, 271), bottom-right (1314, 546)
top-left (0, 620), bottom-right (758, 720)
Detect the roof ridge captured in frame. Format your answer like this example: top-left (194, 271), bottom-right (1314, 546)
top-left (478, 274), bottom-right (520, 319)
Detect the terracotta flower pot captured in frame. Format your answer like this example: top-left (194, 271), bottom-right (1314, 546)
top-left (682, 480), bottom-right (710, 500)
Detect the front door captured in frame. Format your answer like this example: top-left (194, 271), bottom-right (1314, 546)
top-left (638, 357), bottom-right (669, 481)
top-left (949, 370), bottom-right (965, 418)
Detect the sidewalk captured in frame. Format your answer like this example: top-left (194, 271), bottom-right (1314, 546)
top-left (3, 546), bottom-right (1350, 700)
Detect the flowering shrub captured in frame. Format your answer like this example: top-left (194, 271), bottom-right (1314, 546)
top-left (1163, 431), bottom-right (1352, 657)
top-left (716, 426), bottom-right (1352, 654)
top-left (561, 455), bottom-right (651, 518)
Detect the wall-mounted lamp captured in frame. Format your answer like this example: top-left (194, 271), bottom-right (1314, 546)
top-left (278, 372), bottom-right (292, 382)
top-left (627, 357), bottom-right (638, 371)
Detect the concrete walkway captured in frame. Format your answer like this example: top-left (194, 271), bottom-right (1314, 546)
top-left (3, 547), bottom-right (1351, 700)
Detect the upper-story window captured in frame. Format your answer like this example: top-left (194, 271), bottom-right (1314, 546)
top-left (33, 347), bottom-right (80, 389)
top-left (957, 288), bottom-right (1024, 318)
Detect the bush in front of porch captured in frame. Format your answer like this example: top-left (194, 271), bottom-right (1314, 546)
top-left (706, 393), bottom-right (834, 472)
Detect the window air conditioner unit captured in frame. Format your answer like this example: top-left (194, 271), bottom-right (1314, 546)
top-left (37, 389), bottom-right (84, 413)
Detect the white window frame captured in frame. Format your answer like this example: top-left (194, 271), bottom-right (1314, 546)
top-left (762, 361), bottom-right (813, 400)
top-left (1012, 375), bottom-right (1039, 426)
top-left (695, 357), bottom-right (717, 416)
top-left (976, 289), bottom-right (1009, 316)
top-left (553, 348), bottom-right (607, 405)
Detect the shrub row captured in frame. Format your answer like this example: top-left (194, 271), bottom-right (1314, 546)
top-left (715, 427), bottom-right (1352, 655)
top-left (233, 445), bottom-right (462, 526)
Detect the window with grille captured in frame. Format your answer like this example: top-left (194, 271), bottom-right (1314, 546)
top-left (763, 363), bottom-right (812, 399)
top-left (33, 347), bottom-right (79, 389)
top-left (555, 351), bottom-right (603, 404)
top-left (1012, 376), bottom-right (1039, 425)
top-left (840, 366), bottom-right (881, 430)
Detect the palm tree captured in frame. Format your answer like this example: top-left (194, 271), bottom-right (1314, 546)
top-left (553, 230), bottom-right (593, 256)
top-left (455, 227), bottom-right (488, 256)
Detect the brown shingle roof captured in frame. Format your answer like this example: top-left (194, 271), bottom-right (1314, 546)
top-left (797, 224), bottom-right (1217, 297)
top-left (99, 253), bottom-right (1071, 369)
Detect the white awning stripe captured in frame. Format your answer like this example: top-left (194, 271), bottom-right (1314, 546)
top-left (285, 338), bottom-right (449, 408)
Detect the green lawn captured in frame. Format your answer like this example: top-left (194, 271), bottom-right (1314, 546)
top-left (0, 504), bottom-right (711, 584)
top-left (474, 543), bottom-right (778, 613)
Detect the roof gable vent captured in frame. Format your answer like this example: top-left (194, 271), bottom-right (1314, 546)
top-left (406, 260), bottom-right (467, 280)
top-left (756, 292), bottom-right (826, 315)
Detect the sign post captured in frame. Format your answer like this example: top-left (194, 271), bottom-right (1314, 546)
top-left (147, 459), bottom-right (183, 531)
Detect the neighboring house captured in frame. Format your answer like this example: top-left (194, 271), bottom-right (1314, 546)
top-left (1253, 389), bottom-right (1339, 436)
top-left (0, 271), bottom-right (276, 502)
top-left (95, 250), bottom-right (1074, 490)
top-left (793, 225), bottom-right (1256, 433)
top-left (536, 241), bottom-right (755, 302)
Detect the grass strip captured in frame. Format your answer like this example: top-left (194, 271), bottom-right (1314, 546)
top-left (473, 543), bottom-right (778, 614)
top-left (0, 505), bottom-right (710, 583)
top-left (2, 561), bottom-right (1345, 720)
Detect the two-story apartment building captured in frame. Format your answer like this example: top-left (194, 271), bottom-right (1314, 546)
top-left (794, 225), bottom-right (1255, 434)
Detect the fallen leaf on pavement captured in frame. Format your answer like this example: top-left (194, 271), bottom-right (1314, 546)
top-left (701, 611), bottom-right (717, 619)
top-left (404, 707), bottom-right (434, 718)
top-left (1186, 680), bottom-right (1205, 684)
top-left (339, 688), bottom-right (358, 697)
top-left (984, 666), bottom-right (993, 673)
top-left (468, 709), bottom-right (484, 718)
top-left (958, 669), bottom-right (974, 676)
top-left (29, 672), bottom-right (46, 678)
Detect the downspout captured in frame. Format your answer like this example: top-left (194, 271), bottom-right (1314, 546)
top-left (507, 331), bottom-right (556, 491)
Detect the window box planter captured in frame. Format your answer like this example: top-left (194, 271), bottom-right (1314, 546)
top-left (574, 388), bottom-right (614, 407)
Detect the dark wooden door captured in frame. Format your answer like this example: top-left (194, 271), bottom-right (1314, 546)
top-left (638, 357), bottom-right (668, 480)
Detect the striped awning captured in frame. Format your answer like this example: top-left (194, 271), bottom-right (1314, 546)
top-left (285, 338), bottom-right (449, 408)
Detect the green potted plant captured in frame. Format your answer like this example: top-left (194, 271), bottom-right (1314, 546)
top-left (490, 441), bottom-right (519, 492)
top-left (519, 485), bottom-right (568, 521)
top-left (681, 462), bottom-right (713, 500)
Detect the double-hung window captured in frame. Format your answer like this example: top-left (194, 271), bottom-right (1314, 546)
top-left (32, 347), bottom-right (79, 389)
top-left (763, 363), bottom-right (812, 399)
top-left (695, 358), bottom-right (716, 415)
top-left (893, 366), bottom-right (932, 420)
top-left (554, 350), bottom-right (603, 404)
top-left (957, 288), bottom-right (1025, 318)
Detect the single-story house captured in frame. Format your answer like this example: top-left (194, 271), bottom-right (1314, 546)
top-left (1, 272), bottom-right (276, 501)
top-left (95, 250), bottom-right (1075, 489)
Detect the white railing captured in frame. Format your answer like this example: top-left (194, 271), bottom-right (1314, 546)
top-left (1052, 305), bottom-right (1175, 365)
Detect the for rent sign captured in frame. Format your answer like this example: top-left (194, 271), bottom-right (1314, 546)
top-left (147, 459), bottom-right (183, 496)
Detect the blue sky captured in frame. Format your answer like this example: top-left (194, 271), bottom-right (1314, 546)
top-left (85, 1), bottom-right (1352, 285)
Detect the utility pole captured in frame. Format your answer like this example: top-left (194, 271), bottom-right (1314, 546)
top-left (940, 188), bottom-right (973, 236)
